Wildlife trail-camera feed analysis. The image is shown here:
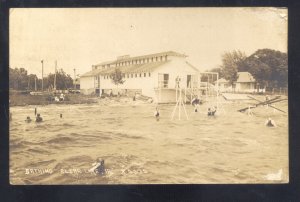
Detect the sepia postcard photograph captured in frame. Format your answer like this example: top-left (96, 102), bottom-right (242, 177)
top-left (9, 8), bottom-right (288, 185)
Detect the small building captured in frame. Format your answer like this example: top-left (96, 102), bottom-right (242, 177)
top-left (215, 78), bottom-right (232, 92)
top-left (235, 72), bottom-right (256, 92)
top-left (215, 72), bottom-right (256, 92)
top-left (80, 51), bottom-right (200, 102)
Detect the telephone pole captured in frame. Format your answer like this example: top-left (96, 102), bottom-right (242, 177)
top-left (73, 68), bottom-right (76, 89)
top-left (41, 60), bottom-right (44, 91)
top-left (54, 61), bottom-right (57, 90)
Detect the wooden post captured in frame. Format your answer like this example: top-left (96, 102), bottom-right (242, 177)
top-left (41, 60), bottom-right (44, 92)
top-left (34, 77), bottom-right (37, 91)
top-left (217, 73), bottom-right (219, 109)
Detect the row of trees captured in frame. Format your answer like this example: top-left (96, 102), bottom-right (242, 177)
top-left (9, 67), bottom-right (74, 91)
top-left (210, 49), bottom-right (288, 88)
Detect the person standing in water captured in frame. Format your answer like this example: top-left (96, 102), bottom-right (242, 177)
top-left (191, 96), bottom-right (200, 112)
top-left (154, 106), bottom-right (160, 120)
top-left (36, 114), bottom-right (43, 122)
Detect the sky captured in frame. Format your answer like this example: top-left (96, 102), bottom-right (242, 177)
top-left (9, 8), bottom-right (287, 78)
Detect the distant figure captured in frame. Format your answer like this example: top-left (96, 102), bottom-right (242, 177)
top-left (89, 159), bottom-right (105, 175)
top-left (60, 114), bottom-right (63, 118)
top-left (35, 114), bottom-right (43, 122)
top-left (25, 116), bottom-right (32, 123)
top-left (9, 112), bottom-right (12, 121)
top-left (34, 108), bottom-right (37, 116)
top-left (207, 107), bottom-right (217, 116)
top-left (247, 106), bottom-right (253, 116)
top-left (175, 76), bottom-right (181, 88)
top-left (191, 97), bottom-right (201, 113)
top-left (265, 95), bottom-right (270, 108)
top-left (154, 107), bottom-right (160, 120)
top-left (265, 95), bottom-right (270, 101)
top-left (265, 117), bottom-right (277, 127)
top-left (59, 93), bottom-right (65, 101)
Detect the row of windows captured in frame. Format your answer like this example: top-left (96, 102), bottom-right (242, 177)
top-left (98, 72), bottom-right (151, 80)
top-left (96, 55), bottom-right (168, 69)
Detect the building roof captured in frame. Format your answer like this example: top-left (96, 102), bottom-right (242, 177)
top-left (81, 61), bottom-right (169, 77)
top-left (214, 72), bottom-right (255, 84)
top-left (215, 78), bottom-right (229, 83)
top-left (95, 51), bottom-right (187, 66)
top-left (236, 72), bottom-right (256, 83)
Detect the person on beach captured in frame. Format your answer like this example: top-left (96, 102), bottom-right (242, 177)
top-left (35, 114), bottom-right (43, 122)
top-left (25, 116), bottom-right (32, 123)
top-left (60, 114), bottom-right (63, 118)
top-left (265, 117), bottom-right (277, 127)
top-left (9, 112), bottom-right (12, 121)
top-left (59, 93), bottom-right (65, 101)
top-left (34, 108), bottom-right (37, 116)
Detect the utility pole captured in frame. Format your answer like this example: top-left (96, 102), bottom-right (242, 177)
top-left (73, 68), bottom-right (76, 89)
top-left (54, 60), bottom-right (57, 90)
top-left (35, 77), bottom-right (37, 91)
top-left (41, 60), bottom-right (44, 91)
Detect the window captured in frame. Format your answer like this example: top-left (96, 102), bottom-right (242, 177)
top-left (144, 73), bottom-right (146, 77)
top-left (135, 74), bottom-right (137, 77)
top-left (149, 72), bottom-right (151, 77)
top-left (139, 73), bottom-right (142, 77)
top-left (131, 74), bottom-right (133, 78)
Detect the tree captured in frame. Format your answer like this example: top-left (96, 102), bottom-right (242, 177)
top-left (110, 68), bottom-right (125, 86)
top-left (210, 67), bottom-right (224, 78)
top-left (220, 50), bottom-right (247, 86)
top-left (243, 49), bottom-right (287, 88)
top-left (46, 69), bottom-right (74, 90)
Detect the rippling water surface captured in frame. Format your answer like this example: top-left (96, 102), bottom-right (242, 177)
top-left (9, 100), bottom-right (288, 184)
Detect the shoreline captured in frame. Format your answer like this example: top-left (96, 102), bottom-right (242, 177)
top-left (9, 92), bottom-right (287, 107)
top-left (9, 93), bottom-right (154, 107)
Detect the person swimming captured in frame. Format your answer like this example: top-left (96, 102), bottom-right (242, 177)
top-left (207, 107), bottom-right (217, 116)
top-left (35, 114), bottom-right (43, 122)
top-left (25, 116), bottom-right (32, 123)
top-left (265, 117), bottom-right (277, 127)
top-left (89, 159), bottom-right (105, 175)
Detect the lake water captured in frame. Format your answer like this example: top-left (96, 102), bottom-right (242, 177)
top-left (9, 99), bottom-right (288, 184)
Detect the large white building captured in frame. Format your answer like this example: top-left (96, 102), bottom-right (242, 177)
top-left (80, 51), bottom-right (200, 102)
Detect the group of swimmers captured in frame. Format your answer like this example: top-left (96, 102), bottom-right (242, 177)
top-left (25, 108), bottom-right (43, 123)
top-left (154, 96), bottom-right (277, 127)
top-left (24, 107), bottom-right (63, 123)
